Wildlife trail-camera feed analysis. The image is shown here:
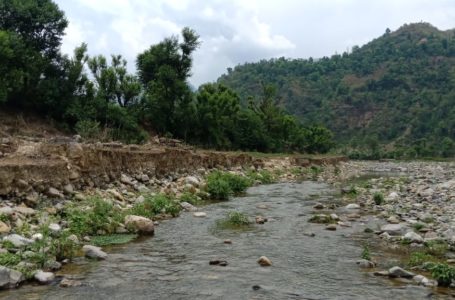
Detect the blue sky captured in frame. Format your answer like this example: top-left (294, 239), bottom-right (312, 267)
top-left (55, 0), bottom-right (455, 86)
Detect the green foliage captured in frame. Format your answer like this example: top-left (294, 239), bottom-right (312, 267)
top-left (247, 170), bottom-right (276, 184)
top-left (361, 245), bottom-right (371, 260)
top-left (308, 214), bottom-right (335, 224)
top-left (205, 171), bottom-right (252, 200)
top-left (0, 252), bottom-right (21, 267)
top-left (412, 223), bottom-right (425, 232)
top-left (50, 231), bottom-right (78, 261)
top-left (373, 192), bottom-right (384, 205)
top-left (75, 119), bottom-right (101, 140)
top-left (130, 194), bottom-right (181, 218)
top-left (408, 252), bottom-right (436, 267)
top-left (0, 213), bottom-right (9, 222)
top-left (178, 192), bottom-right (200, 205)
top-left (428, 263), bottom-right (455, 287)
top-left (216, 211), bottom-right (251, 229)
top-left (90, 234), bottom-right (138, 247)
top-left (424, 240), bottom-right (448, 257)
top-left (218, 23), bottom-right (455, 158)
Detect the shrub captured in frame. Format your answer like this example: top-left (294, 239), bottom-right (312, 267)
top-left (179, 192), bottom-right (201, 205)
top-left (429, 263), bottom-right (455, 287)
top-left (206, 171), bottom-right (252, 200)
top-left (216, 211), bottom-right (251, 229)
top-left (75, 119), bottom-right (101, 140)
top-left (373, 192), bottom-right (384, 205)
top-left (130, 194), bottom-right (181, 218)
top-left (247, 170), bottom-right (276, 184)
top-left (361, 245), bottom-right (371, 260)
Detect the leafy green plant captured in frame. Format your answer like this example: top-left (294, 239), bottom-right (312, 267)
top-left (0, 252), bottom-right (21, 267)
top-left (178, 192), bottom-right (201, 205)
top-left (408, 252), bottom-right (436, 267)
top-left (425, 240), bottom-right (448, 257)
top-left (205, 171), bottom-right (252, 200)
top-left (412, 223), bottom-right (425, 232)
top-left (50, 231), bottom-right (78, 261)
top-left (361, 245), bottom-right (371, 260)
top-left (75, 119), bottom-right (102, 140)
top-left (247, 170), bottom-right (276, 184)
top-left (0, 214), bottom-right (9, 222)
top-left (90, 234), bottom-right (138, 247)
top-left (429, 263), bottom-right (455, 287)
top-left (373, 192), bottom-right (384, 205)
top-left (130, 194), bottom-right (181, 218)
top-left (216, 211), bottom-right (251, 229)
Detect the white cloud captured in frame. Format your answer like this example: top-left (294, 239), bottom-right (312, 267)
top-left (55, 0), bottom-right (455, 86)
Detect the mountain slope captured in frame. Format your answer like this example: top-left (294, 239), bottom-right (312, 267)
top-left (217, 23), bottom-right (455, 157)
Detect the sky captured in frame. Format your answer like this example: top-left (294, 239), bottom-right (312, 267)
top-left (55, 0), bottom-right (455, 87)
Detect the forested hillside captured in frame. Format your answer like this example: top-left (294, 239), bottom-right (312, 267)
top-left (218, 23), bottom-right (455, 158)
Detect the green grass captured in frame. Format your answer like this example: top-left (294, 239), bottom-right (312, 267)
top-left (178, 192), bottom-right (201, 205)
top-left (412, 223), bottom-right (425, 232)
top-left (90, 234), bottom-right (138, 247)
top-left (408, 252), bottom-right (438, 267)
top-left (308, 214), bottom-right (336, 224)
top-left (216, 211), bottom-right (251, 229)
top-left (246, 170), bottom-right (276, 184)
top-left (373, 192), bottom-right (384, 205)
top-left (130, 194), bottom-right (181, 218)
top-left (0, 252), bottom-right (21, 267)
top-left (424, 240), bottom-right (448, 257)
top-left (361, 245), bottom-right (371, 260)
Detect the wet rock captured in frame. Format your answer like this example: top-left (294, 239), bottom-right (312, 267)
top-left (82, 245), bottom-right (107, 260)
top-left (388, 266), bottom-right (414, 278)
top-left (193, 212), bottom-right (207, 218)
top-left (209, 260), bottom-right (228, 266)
top-left (325, 224), bottom-right (337, 231)
top-left (0, 266), bottom-right (24, 289)
top-left (255, 216), bottom-right (267, 224)
top-left (47, 187), bottom-right (64, 199)
top-left (34, 270), bottom-right (55, 284)
top-left (313, 203), bottom-right (324, 209)
top-left (257, 256), bottom-right (272, 266)
top-left (0, 221), bottom-right (10, 234)
top-left (3, 234), bottom-right (34, 247)
top-left (252, 285), bottom-right (261, 290)
top-left (180, 202), bottom-right (197, 212)
top-left (256, 204), bottom-right (269, 209)
top-left (373, 270), bottom-right (390, 276)
top-left (59, 278), bottom-right (82, 287)
top-left (345, 203), bottom-right (360, 210)
top-left (303, 232), bottom-right (316, 237)
top-left (124, 215), bottom-right (154, 235)
top-left (356, 259), bottom-right (376, 268)
top-left (403, 231), bottom-right (424, 243)
top-left (380, 224), bottom-right (405, 236)
top-left (223, 239), bottom-right (232, 244)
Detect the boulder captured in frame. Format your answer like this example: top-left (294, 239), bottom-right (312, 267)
top-left (63, 184), bottom-right (74, 195)
top-left (0, 266), bottom-right (24, 289)
top-left (403, 231), bottom-right (424, 243)
top-left (34, 270), bottom-right (55, 284)
top-left (180, 202), bottom-right (197, 212)
top-left (82, 245), bottom-right (107, 260)
top-left (345, 203), bottom-right (360, 209)
top-left (257, 256), bottom-right (272, 266)
top-left (388, 266), bottom-right (414, 278)
top-left (325, 224), bottom-right (337, 231)
top-left (124, 215), bottom-right (154, 235)
top-left (185, 176), bottom-right (200, 187)
top-left (3, 234), bottom-right (34, 247)
top-left (0, 207), bottom-right (13, 216)
top-left (356, 259), bottom-right (376, 268)
top-left (47, 187), bottom-right (64, 199)
top-left (380, 224), bottom-right (405, 236)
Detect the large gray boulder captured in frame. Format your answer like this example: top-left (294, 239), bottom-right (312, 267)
top-left (0, 266), bottom-right (25, 289)
top-left (82, 245), bottom-right (107, 260)
top-left (124, 215), bottom-right (154, 235)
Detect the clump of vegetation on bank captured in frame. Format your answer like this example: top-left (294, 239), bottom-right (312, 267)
top-left (206, 171), bottom-right (252, 200)
top-left (130, 194), bottom-right (181, 218)
top-left (216, 211), bottom-right (251, 229)
top-left (426, 263), bottom-right (455, 287)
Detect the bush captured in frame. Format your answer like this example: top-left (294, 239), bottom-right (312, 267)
top-left (216, 211), bottom-right (251, 229)
top-left (429, 263), bottom-right (455, 287)
top-left (75, 119), bottom-right (101, 140)
top-left (205, 171), bottom-right (252, 200)
top-left (373, 192), bottom-right (384, 205)
top-left (130, 194), bottom-right (181, 218)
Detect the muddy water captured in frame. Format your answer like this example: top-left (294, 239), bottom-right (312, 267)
top-left (1, 182), bottom-right (447, 299)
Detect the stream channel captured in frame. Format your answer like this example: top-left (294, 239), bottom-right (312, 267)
top-left (1, 181), bottom-right (448, 299)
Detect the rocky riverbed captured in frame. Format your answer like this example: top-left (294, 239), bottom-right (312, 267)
top-left (1, 158), bottom-right (455, 296)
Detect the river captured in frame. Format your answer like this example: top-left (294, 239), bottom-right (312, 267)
top-left (1, 181), bottom-right (447, 299)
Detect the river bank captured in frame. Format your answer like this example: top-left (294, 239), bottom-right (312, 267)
top-left (1, 154), bottom-right (455, 296)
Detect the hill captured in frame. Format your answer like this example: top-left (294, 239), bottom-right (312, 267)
top-left (217, 23), bottom-right (455, 158)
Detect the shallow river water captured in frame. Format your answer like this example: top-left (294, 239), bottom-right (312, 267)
top-left (1, 182), bottom-right (448, 299)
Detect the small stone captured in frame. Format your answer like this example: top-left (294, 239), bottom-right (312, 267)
top-left (185, 176), bottom-right (200, 187)
top-left (252, 285), bottom-right (261, 290)
top-left (63, 184), bottom-right (74, 195)
top-left (48, 223), bottom-right (61, 233)
top-left (303, 232), bottom-right (316, 237)
top-left (193, 212), bottom-right (207, 218)
top-left (46, 207), bottom-right (57, 215)
top-left (256, 204), bottom-right (269, 209)
top-left (14, 206), bottom-right (36, 216)
top-left (257, 256), bottom-right (272, 266)
top-left (108, 189), bottom-right (124, 201)
top-left (74, 193), bottom-right (86, 201)
top-left (120, 174), bottom-right (134, 185)
top-left (25, 192), bottom-right (39, 207)
top-left (83, 236), bottom-right (91, 242)
top-left (356, 259), bottom-right (376, 268)
top-left (82, 245), bottom-right (107, 260)
top-left (388, 266), bottom-right (414, 278)
top-left (209, 259), bottom-right (228, 266)
top-left (34, 270), bottom-right (55, 284)
top-left (16, 179), bottom-right (29, 189)
top-left (47, 187), bottom-right (64, 199)
top-left (0, 221), bottom-right (11, 233)
top-left (387, 216), bottom-right (400, 224)
top-left (330, 213), bottom-right (339, 221)
top-left (380, 224), bottom-right (405, 236)
top-left (32, 233), bottom-right (43, 241)
top-left (59, 278), bottom-right (82, 287)
top-left (255, 216), bottom-right (267, 224)
top-left (0, 207), bottom-right (13, 216)
top-left (345, 203), bottom-right (360, 209)
top-left (223, 239), bottom-right (232, 244)
top-left (325, 224), bottom-right (337, 231)
top-left (139, 174), bottom-right (150, 183)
